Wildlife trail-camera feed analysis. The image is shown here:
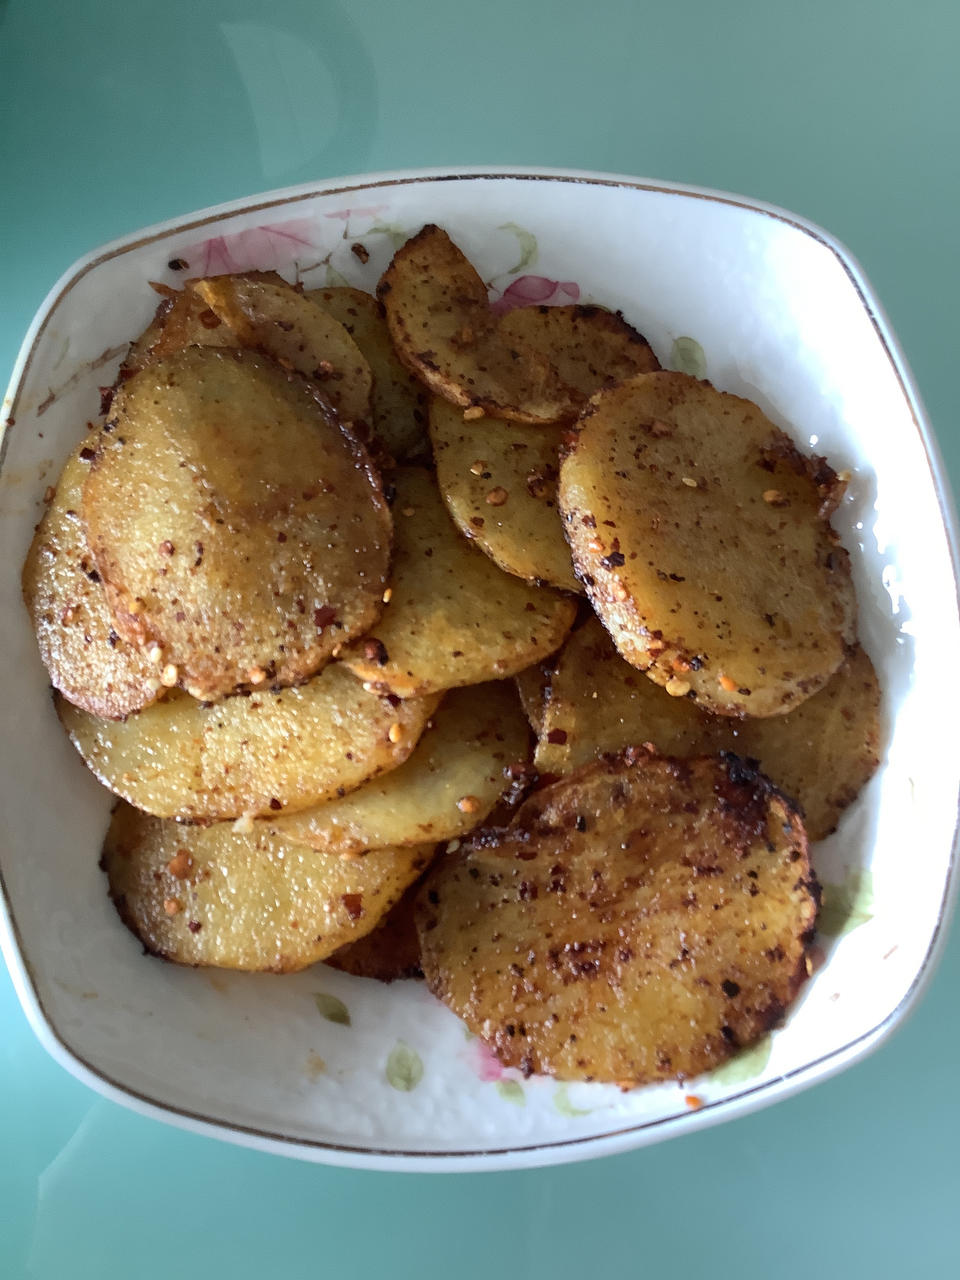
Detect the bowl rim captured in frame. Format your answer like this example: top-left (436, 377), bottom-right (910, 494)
top-left (3, 164), bottom-right (959, 1173)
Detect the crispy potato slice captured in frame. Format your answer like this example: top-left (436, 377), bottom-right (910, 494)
top-left (102, 802), bottom-right (431, 972)
top-left (22, 441), bottom-right (161, 719)
top-left (429, 397), bottom-right (579, 591)
top-left (121, 289), bottom-right (237, 377)
top-left (340, 468), bottom-right (577, 697)
top-left (191, 273), bottom-right (372, 426)
top-left (326, 878), bottom-right (425, 982)
top-left (267, 681), bottom-right (529, 855)
top-left (308, 286), bottom-right (429, 461)
top-left (535, 615), bottom-right (709, 774)
top-left (417, 751), bottom-right (818, 1083)
top-left (730, 643), bottom-right (883, 841)
top-left (498, 304), bottom-right (660, 396)
top-left (537, 617), bottom-right (881, 839)
top-left (514, 659), bottom-right (554, 736)
top-left (378, 225), bottom-right (580, 425)
top-left (560, 372), bottom-right (856, 716)
top-left (58, 665), bottom-right (439, 821)
top-left (83, 346), bottom-right (391, 701)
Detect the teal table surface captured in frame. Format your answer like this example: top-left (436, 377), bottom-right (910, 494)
top-left (2, 2), bottom-right (958, 1275)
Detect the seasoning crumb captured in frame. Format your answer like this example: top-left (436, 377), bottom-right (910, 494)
top-left (486, 486), bottom-right (509, 506)
top-left (233, 814), bottom-right (255, 835)
top-left (463, 406), bottom-right (485, 420)
top-left (160, 663), bottom-right (179, 687)
top-left (163, 897), bottom-right (181, 916)
top-left (159, 540), bottom-right (175, 555)
top-left (457, 794), bottom-right (480, 814)
top-left (166, 849), bottom-right (193, 879)
top-left (247, 666), bottom-right (267, 685)
top-left (43, 485), bottom-right (56, 504)
top-left (469, 459), bottom-right (487, 475)
top-left (718, 673), bottom-right (738, 692)
top-left (446, 839), bottom-right (461, 854)
top-left (147, 644), bottom-right (164, 664)
top-left (401, 506), bottom-right (416, 517)
top-left (681, 476), bottom-right (699, 488)
top-left (382, 587), bottom-right (393, 604)
top-left (762, 488), bottom-right (788, 506)
top-left (684, 1094), bottom-right (704, 1110)
top-left (665, 676), bottom-right (691, 697)
top-left (388, 721), bottom-right (403, 744)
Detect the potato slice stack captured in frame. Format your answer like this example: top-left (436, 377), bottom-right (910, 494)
top-left (24, 226), bottom-right (883, 1086)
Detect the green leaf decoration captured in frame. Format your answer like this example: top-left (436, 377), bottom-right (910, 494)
top-left (368, 222), bottom-right (410, 251)
top-left (668, 336), bottom-right (707, 379)
top-left (313, 992), bottom-right (351, 1026)
top-left (498, 222), bottom-right (539, 274)
top-left (554, 1084), bottom-right (591, 1117)
top-left (495, 1080), bottom-right (526, 1106)
top-left (324, 263), bottom-right (353, 288)
top-left (710, 1034), bottom-right (772, 1085)
top-left (386, 1041), bottom-right (424, 1092)
top-left (819, 867), bottom-right (875, 937)
top-left (462, 1026), bottom-right (476, 1042)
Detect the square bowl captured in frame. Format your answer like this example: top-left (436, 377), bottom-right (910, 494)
top-left (2, 167), bottom-right (958, 1171)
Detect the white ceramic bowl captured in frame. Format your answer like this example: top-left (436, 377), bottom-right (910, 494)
top-left (2, 167), bottom-right (958, 1172)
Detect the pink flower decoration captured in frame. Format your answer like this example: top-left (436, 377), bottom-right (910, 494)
top-left (490, 274), bottom-right (580, 316)
top-left (469, 1038), bottom-right (507, 1082)
top-left (182, 219), bottom-right (318, 276)
top-left (323, 205), bottom-right (388, 221)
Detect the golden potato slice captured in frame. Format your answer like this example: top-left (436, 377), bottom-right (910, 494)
top-left (535, 615), bottom-right (710, 775)
top-left (326, 879), bottom-right (425, 982)
top-left (340, 468), bottom-right (577, 697)
top-left (83, 346), bottom-right (391, 701)
top-left (498, 304), bottom-right (660, 396)
top-left (730, 644), bottom-right (883, 841)
top-left (308, 286), bottom-right (429, 461)
top-left (58, 664), bottom-right (439, 821)
top-left (378, 225), bottom-right (580, 425)
top-left (121, 289), bottom-right (237, 378)
top-left (267, 681), bottom-right (529, 855)
top-left (429, 397), bottom-right (579, 591)
top-left (22, 441), bottom-right (160, 719)
top-left (190, 273), bottom-right (372, 426)
top-left (417, 751), bottom-right (818, 1083)
top-left (537, 617), bottom-right (881, 840)
top-left (560, 372), bottom-right (856, 716)
top-left (102, 802), bottom-right (431, 973)
top-left (514, 659), bottom-right (554, 736)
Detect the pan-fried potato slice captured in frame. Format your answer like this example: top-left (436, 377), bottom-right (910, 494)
top-left (267, 681), bottom-right (529, 855)
top-left (83, 346), bottom-right (391, 701)
top-left (121, 289), bottom-right (237, 377)
top-left (378, 225), bottom-right (580, 425)
top-left (191, 273), bottom-right (372, 426)
top-left (326, 878), bottom-right (425, 982)
top-left (417, 751), bottom-right (818, 1083)
top-left (340, 468), bottom-right (577, 697)
top-left (535, 615), bottom-right (710, 774)
top-left (308, 286), bottom-right (429, 461)
top-left (498, 304), bottom-right (660, 395)
top-left (537, 617), bottom-right (881, 839)
top-left (514, 659), bottom-right (554, 736)
top-left (560, 372), bottom-right (856, 717)
top-left (429, 397), bottom-right (579, 591)
top-left (729, 643), bottom-right (883, 841)
top-left (22, 441), bottom-right (161, 719)
top-left (58, 664), bottom-right (439, 821)
top-left (102, 802), bottom-right (431, 972)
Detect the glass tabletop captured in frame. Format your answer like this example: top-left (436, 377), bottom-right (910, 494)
top-left (2, 1), bottom-right (958, 1274)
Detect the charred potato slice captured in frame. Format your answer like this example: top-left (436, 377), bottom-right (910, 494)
top-left (535, 614), bottom-right (710, 774)
top-left (22, 441), bottom-right (161, 719)
top-left (340, 468), bottom-right (577, 697)
top-left (429, 397), bottom-right (579, 591)
top-left (120, 288), bottom-right (238, 378)
top-left (538, 617), bottom-right (881, 840)
top-left (102, 802), bottom-right (431, 973)
top-left (560, 372), bottom-right (856, 716)
top-left (498, 304), bottom-right (660, 395)
top-left (191, 273), bottom-right (372, 426)
top-left (268, 681), bottom-right (529, 855)
top-left (58, 665), bottom-right (439, 821)
top-left (730, 644), bottom-right (883, 841)
top-left (378, 225), bottom-right (579, 425)
top-left (514, 659), bottom-right (555, 736)
top-left (417, 751), bottom-right (819, 1083)
top-left (326, 879), bottom-right (425, 982)
top-left (308, 286), bottom-right (429, 461)
top-left (83, 347), bottom-right (391, 701)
